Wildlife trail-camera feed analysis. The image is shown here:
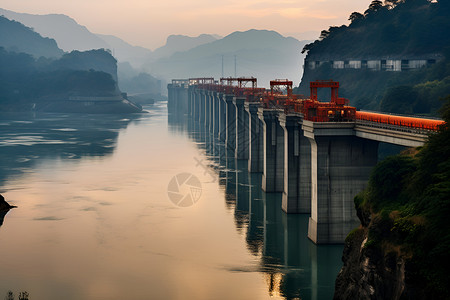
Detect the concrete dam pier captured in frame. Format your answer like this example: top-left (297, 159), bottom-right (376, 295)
top-left (168, 78), bottom-right (441, 244)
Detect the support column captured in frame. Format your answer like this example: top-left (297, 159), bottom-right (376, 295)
top-left (167, 83), bottom-right (174, 114)
top-left (246, 103), bottom-right (263, 173)
top-left (234, 97), bottom-right (248, 159)
top-left (200, 90), bottom-right (206, 124)
top-left (204, 90), bottom-right (210, 127)
top-left (303, 121), bottom-right (379, 244)
top-left (193, 89), bottom-right (200, 122)
top-left (172, 86), bottom-right (180, 118)
top-left (219, 94), bottom-right (227, 141)
top-left (225, 95), bottom-right (236, 152)
top-left (178, 85), bottom-right (188, 115)
top-left (280, 114), bottom-right (311, 214)
top-left (214, 93), bottom-right (221, 138)
top-left (259, 108), bottom-right (284, 192)
top-left (188, 86), bottom-right (193, 116)
top-left (209, 92), bottom-right (215, 133)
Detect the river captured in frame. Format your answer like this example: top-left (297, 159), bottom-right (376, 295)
top-left (0, 103), bottom-right (343, 300)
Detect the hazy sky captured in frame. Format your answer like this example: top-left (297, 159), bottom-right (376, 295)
top-left (1, 0), bottom-right (374, 50)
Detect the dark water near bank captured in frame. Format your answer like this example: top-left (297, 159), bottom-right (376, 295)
top-left (0, 103), bottom-right (343, 300)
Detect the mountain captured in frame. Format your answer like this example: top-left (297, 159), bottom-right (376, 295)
top-left (297, 0), bottom-right (450, 115)
top-left (152, 34), bottom-right (220, 59)
top-left (146, 30), bottom-right (309, 87)
top-left (117, 61), bottom-right (163, 101)
top-left (335, 96), bottom-right (450, 299)
top-left (96, 34), bottom-right (153, 68)
top-left (0, 45), bottom-right (141, 113)
top-left (0, 15), bottom-right (63, 58)
top-left (0, 8), bottom-right (109, 52)
top-left (0, 8), bottom-right (157, 69)
top-left (52, 49), bottom-right (119, 83)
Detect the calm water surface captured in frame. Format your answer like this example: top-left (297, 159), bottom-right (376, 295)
top-left (0, 103), bottom-right (343, 300)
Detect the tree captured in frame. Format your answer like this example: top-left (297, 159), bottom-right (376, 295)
top-left (370, 0), bottom-right (384, 10)
top-left (365, 0), bottom-right (384, 15)
top-left (301, 43), bottom-right (314, 54)
top-left (319, 30), bottom-right (330, 40)
top-left (379, 85), bottom-right (418, 114)
top-left (384, 0), bottom-right (402, 8)
top-left (348, 12), bottom-right (364, 22)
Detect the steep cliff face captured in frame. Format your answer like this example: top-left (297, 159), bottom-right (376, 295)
top-left (333, 98), bottom-right (450, 299)
top-left (334, 215), bottom-right (417, 299)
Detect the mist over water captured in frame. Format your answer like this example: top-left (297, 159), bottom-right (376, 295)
top-left (0, 103), bottom-right (343, 300)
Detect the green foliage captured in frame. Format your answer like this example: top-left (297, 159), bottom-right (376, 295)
top-left (391, 216), bottom-right (424, 244)
top-left (297, 0), bottom-right (450, 116)
top-left (356, 96), bottom-right (450, 297)
top-left (0, 47), bottom-right (117, 104)
top-left (304, 0), bottom-right (450, 58)
top-left (354, 192), bottom-right (365, 209)
top-left (345, 227), bottom-right (363, 243)
top-left (365, 213), bottom-right (394, 248)
top-left (380, 85), bottom-right (418, 114)
top-left (297, 56), bottom-right (450, 115)
top-left (367, 155), bottom-right (417, 212)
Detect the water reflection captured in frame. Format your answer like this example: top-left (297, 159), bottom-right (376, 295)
top-left (0, 111), bottom-right (144, 184)
top-left (0, 106), bottom-right (343, 299)
top-left (181, 115), bottom-right (344, 300)
top-left (0, 111), bottom-right (145, 229)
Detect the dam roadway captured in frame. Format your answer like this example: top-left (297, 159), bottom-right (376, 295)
top-left (167, 78), bottom-right (443, 244)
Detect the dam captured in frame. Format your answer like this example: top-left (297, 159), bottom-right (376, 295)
top-left (168, 77), bottom-right (442, 244)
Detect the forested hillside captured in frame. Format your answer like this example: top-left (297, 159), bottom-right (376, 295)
top-left (0, 48), bottom-right (117, 107)
top-left (335, 96), bottom-right (450, 299)
top-left (298, 0), bottom-right (450, 116)
top-left (0, 15), bottom-right (63, 58)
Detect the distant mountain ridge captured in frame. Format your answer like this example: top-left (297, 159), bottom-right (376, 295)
top-left (0, 8), bottom-right (223, 69)
top-left (147, 29), bottom-right (309, 87)
top-left (1, 8), bottom-right (309, 91)
top-left (0, 15), bottom-right (63, 58)
top-left (0, 8), bottom-right (109, 52)
top-left (0, 15), bottom-right (142, 113)
top-left (152, 34), bottom-right (220, 59)
top-left (96, 34), bottom-right (153, 68)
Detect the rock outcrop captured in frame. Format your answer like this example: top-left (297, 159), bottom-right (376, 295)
top-left (334, 224), bottom-right (412, 299)
top-left (0, 194), bottom-right (16, 211)
top-left (0, 194), bottom-right (16, 227)
top-left (333, 100), bottom-right (450, 299)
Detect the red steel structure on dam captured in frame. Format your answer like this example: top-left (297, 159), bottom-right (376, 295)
top-left (172, 77), bottom-right (444, 130)
top-left (167, 77), bottom-right (445, 244)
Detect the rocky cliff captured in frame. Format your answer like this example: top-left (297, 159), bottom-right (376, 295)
top-left (334, 209), bottom-right (416, 299)
top-left (334, 96), bottom-right (450, 299)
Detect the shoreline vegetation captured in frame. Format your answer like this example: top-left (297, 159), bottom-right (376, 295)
top-left (293, 1), bottom-right (450, 298)
top-left (298, 0), bottom-right (450, 117)
top-left (334, 97), bottom-right (450, 299)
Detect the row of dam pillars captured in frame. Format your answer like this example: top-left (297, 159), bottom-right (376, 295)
top-left (167, 83), bottom-right (379, 244)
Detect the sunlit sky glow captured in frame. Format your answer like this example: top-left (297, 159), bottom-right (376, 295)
top-left (1, 0), bottom-right (373, 50)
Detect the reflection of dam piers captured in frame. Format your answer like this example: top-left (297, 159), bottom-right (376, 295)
top-left (168, 78), bottom-right (442, 244)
